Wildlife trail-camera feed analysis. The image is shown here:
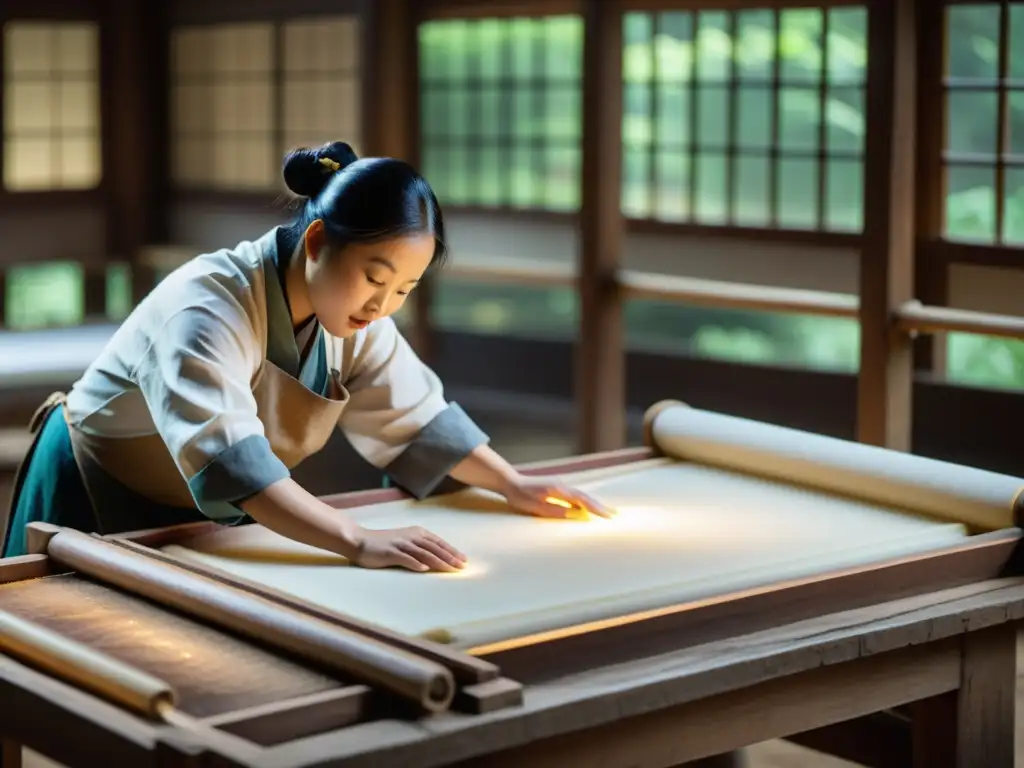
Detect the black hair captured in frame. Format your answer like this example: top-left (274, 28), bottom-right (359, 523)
top-left (279, 140), bottom-right (447, 269)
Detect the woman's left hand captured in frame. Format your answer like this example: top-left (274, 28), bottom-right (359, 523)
top-left (501, 475), bottom-right (616, 520)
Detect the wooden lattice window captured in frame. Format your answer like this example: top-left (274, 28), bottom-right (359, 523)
top-left (418, 16), bottom-right (584, 211)
top-left (622, 7), bottom-right (867, 232)
top-left (281, 16), bottom-right (362, 157)
top-left (2, 21), bottom-right (101, 191)
top-left (943, 2), bottom-right (1024, 245)
top-left (170, 23), bottom-right (276, 190)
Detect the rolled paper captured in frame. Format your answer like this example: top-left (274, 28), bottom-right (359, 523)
top-left (0, 606), bottom-right (175, 719)
top-left (644, 400), bottom-right (1024, 531)
top-left (46, 529), bottom-right (456, 712)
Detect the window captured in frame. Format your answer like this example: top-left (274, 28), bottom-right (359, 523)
top-left (418, 17), bottom-right (584, 211)
top-left (282, 16), bottom-right (361, 156)
top-left (171, 23), bottom-right (275, 190)
top-left (3, 261), bottom-right (133, 330)
top-left (947, 332), bottom-right (1024, 390)
top-left (622, 7), bottom-right (867, 231)
top-left (2, 21), bottom-right (101, 191)
top-left (943, 3), bottom-right (1024, 244)
top-left (170, 16), bottom-right (362, 192)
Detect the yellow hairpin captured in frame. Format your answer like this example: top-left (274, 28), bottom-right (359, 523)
top-left (318, 157), bottom-right (341, 172)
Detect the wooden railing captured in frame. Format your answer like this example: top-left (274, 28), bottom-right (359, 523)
top-left (435, 257), bottom-right (1024, 340)
top-left (3, 248), bottom-right (1024, 345)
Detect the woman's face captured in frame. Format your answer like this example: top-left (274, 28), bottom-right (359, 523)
top-left (303, 219), bottom-right (434, 338)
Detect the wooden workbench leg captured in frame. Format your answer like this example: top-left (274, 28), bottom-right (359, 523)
top-left (0, 740), bottom-right (22, 768)
top-left (911, 624), bottom-right (1017, 768)
top-left (955, 623), bottom-right (1016, 767)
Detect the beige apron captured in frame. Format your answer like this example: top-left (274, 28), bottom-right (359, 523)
top-left (65, 359), bottom-right (349, 520)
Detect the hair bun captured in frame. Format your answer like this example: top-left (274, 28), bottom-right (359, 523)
top-left (282, 141), bottom-right (359, 198)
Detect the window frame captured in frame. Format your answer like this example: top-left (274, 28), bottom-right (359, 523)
top-left (0, 1), bottom-right (105, 204)
top-left (167, 0), bottom-right (366, 206)
top-left (417, 0), bottom-right (869, 248)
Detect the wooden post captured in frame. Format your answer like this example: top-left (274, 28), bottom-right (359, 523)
top-left (857, 0), bottom-right (918, 450)
top-left (913, 1), bottom-right (948, 376)
top-left (361, 0), bottom-right (418, 163)
top-left (362, 0), bottom-right (435, 362)
top-left (577, 0), bottom-right (625, 453)
top-left (910, 623), bottom-right (1018, 767)
top-left (100, 0), bottom-right (168, 309)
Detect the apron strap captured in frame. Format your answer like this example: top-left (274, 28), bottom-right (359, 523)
top-left (28, 392), bottom-right (68, 435)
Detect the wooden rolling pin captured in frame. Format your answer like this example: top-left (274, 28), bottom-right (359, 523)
top-left (0, 606), bottom-right (174, 717)
top-left (0, 607), bottom-right (259, 758)
top-left (44, 528), bottom-right (456, 713)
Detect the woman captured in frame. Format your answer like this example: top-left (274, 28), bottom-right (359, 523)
top-left (2, 141), bottom-right (611, 568)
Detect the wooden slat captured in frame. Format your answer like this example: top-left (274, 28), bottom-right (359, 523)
top-left (577, 0), bottom-right (625, 453)
top-left (913, 0), bottom-right (950, 375)
top-left (200, 686), bottom-right (373, 744)
top-left (896, 301), bottom-right (1024, 340)
top-left (619, 271), bottom-right (859, 318)
top-left (856, 0), bottom-right (918, 450)
top-left (443, 258), bottom-right (576, 288)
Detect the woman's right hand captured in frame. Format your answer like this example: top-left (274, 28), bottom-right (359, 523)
top-left (350, 526), bottom-right (467, 572)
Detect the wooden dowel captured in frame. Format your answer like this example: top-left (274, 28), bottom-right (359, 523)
top-left (896, 300), bottom-right (1024, 341)
top-left (0, 605), bottom-right (260, 759)
top-left (445, 258), bottom-right (576, 287)
top-left (112, 537), bottom-right (501, 687)
top-left (0, 606), bottom-right (175, 718)
top-left (619, 270), bottom-right (860, 318)
top-left (45, 528), bottom-right (457, 713)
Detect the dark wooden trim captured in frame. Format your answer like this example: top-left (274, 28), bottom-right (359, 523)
top-left (912, 1), bottom-right (949, 375)
top-left (0, 0), bottom-right (99, 20)
top-left (419, 0), bottom-right (582, 20)
top-left (856, 0), bottom-right (917, 450)
top-left (577, 0), bottom-right (625, 452)
top-left (627, 217), bottom-right (862, 246)
top-left (169, 0), bottom-right (366, 26)
top-left (168, 188), bottom-right (289, 208)
top-left (0, 190), bottom-right (103, 208)
top-left (164, 196), bottom-right (866, 248)
top-left (787, 711), bottom-right (910, 768)
top-left (100, 0), bottom-right (169, 306)
top-left (616, 0), bottom-right (864, 9)
top-left (926, 239), bottom-right (1024, 269)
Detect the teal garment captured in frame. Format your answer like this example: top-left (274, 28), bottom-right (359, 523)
top-left (3, 405), bottom-right (96, 557)
top-left (2, 405), bottom-right (206, 558)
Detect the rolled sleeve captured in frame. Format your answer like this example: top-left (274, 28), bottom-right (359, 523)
top-left (383, 403), bottom-right (489, 498)
top-left (187, 434), bottom-right (290, 510)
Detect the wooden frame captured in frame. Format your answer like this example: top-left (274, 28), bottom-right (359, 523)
top-left (0, 445), bottom-right (1022, 767)
top-left (619, 5), bottom-right (868, 236)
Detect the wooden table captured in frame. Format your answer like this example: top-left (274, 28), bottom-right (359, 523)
top-left (0, 402), bottom-right (1020, 767)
